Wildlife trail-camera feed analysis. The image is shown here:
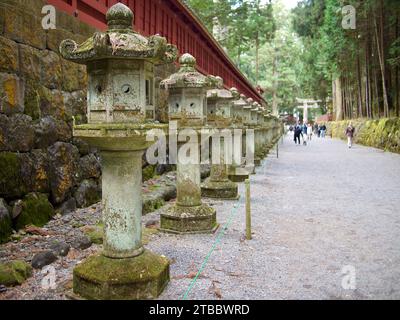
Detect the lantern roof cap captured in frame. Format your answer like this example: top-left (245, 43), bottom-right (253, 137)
top-left (160, 53), bottom-right (216, 89)
top-left (60, 3), bottom-right (178, 64)
top-left (233, 94), bottom-right (248, 107)
top-left (207, 77), bottom-right (234, 101)
top-left (230, 87), bottom-right (240, 99)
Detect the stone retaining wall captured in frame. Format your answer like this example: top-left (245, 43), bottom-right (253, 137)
top-left (0, 0), bottom-right (101, 242)
top-left (327, 118), bottom-right (400, 154)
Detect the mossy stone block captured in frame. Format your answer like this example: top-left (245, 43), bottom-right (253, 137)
top-left (0, 152), bottom-right (26, 198)
top-left (0, 260), bottom-right (32, 286)
top-left (0, 198), bottom-right (12, 243)
top-left (73, 250), bottom-right (170, 300)
top-left (14, 193), bottom-right (54, 230)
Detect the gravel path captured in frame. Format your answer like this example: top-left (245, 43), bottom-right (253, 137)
top-left (146, 135), bottom-right (400, 300)
top-left (2, 135), bottom-right (399, 300)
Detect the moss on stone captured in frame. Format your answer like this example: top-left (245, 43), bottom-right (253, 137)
top-left (142, 227), bottom-right (160, 245)
top-left (14, 193), bottom-right (55, 230)
top-left (0, 213), bottom-right (12, 244)
top-left (142, 165), bottom-right (156, 182)
top-left (80, 224), bottom-right (103, 245)
top-left (0, 260), bottom-right (32, 286)
top-left (143, 197), bottom-right (165, 215)
top-left (73, 250), bottom-right (169, 300)
top-left (0, 152), bottom-right (26, 198)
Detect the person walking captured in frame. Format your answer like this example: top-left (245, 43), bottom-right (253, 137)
top-left (314, 123), bottom-right (319, 137)
top-left (346, 122), bottom-right (355, 148)
top-left (307, 123), bottom-right (313, 141)
top-left (320, 124), bottom-right (327, 138)
top-left (294, 125), bottom-right (302, 145)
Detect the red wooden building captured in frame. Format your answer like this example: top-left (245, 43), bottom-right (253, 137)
top-left (46, 0), bottom-right (264, 104)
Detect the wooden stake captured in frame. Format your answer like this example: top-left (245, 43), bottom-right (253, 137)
top-left (245, 179), bottom-right (252, 240)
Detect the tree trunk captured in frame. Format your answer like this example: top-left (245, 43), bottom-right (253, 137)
top-left (255, 33), bottom-right (259, 85)
top-left (357, 55), bottom-right (363, 118)
top-left (272, 48), bottom-right (279, 116)
top-left (374, 5), bottom-right (389, 117)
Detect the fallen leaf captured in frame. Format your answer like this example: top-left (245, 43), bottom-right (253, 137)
top-left (66, 248), bottom-right (80, 260)
top-left (25, 225), bottom-right (51, 236)
top-left (208, 281), bottom-right (222, 299)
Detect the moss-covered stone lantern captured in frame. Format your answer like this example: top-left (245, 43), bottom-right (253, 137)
top-left (227, 93), bottom-right (250, 182)
top-left (230, 89), bottom-right (245, 126)
top-left (159, 53), bottom-right (217, 234)
top-left (242, 98), bottom-right (253, 126)
top-left (206, 76), bottom-right (233, 126)
top-left (161, 53), bottom-right (211, 127)
top-left (60, 3), bottom-right (178, 300)
top-left (201, 77), bottom-right (238, 199)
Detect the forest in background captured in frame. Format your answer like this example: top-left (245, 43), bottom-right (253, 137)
top-left (184, 0), bottom-right (400, 121)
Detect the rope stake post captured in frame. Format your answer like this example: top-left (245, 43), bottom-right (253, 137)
top-left (245, 179), bottom-right (252, 240)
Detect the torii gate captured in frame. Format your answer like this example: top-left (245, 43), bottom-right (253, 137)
top-left (296, 98), bottom-right (321, 123)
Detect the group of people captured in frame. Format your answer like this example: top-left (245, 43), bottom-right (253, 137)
top-left (288, 122), bottom-right (356, 148)
top-left (289, 123), bottom-right (327, 145)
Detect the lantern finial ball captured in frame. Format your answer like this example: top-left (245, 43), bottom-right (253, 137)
top-left (106, 3), bottom-right (134, 30)
top-left (179, 53), bottom-right (196, 67)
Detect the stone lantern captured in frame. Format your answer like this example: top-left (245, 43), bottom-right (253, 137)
top-left (159, 53), bottom-right (217, 234)
top-left (60, 3), bottom-right (178, 300)
top-left (264, 110), bottom-right (275, 152)
top-left (163, 54), bottom-right (210, 127)
top-left (201, 77), bottom-right (238, 199)
top-left (205, 76), bottom-right (234, 126)
top-left (242, 98), bottom-right (253, 126)
top-left (250, 102), bottom-right (259, 126)
top-left (228, 92), bottom-right (249, 182)
top-left (231, 92), bottom-right (247, 126)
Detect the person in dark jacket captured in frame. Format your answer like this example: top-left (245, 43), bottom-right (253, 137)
top-left (294, 125), bottom-right (303, 145)
top-left (320, 124), bottom-right (327, 138)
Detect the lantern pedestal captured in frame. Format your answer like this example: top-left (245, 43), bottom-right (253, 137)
top-left (201, 159), bottom-right (238, 200)
top-left (72, 124), bottom-right (170, 300)
top-left (160, 204), bottom-right (217, 234)
top-left (73, 250), bottom-right (169, 300)
top-left (201, 178), bottom-right (239, 200)
top-left (228, 166), bottom-right (250, 183)
top-left (160, 136), bottom-right (217, 234)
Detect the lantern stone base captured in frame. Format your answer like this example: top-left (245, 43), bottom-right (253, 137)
top-left (254, 157), bottom-right (261, 166)
top-left (72, 250), bottom-right (169, 300)
top-left (228, 166), bottom-right (249, 182)
top-left (160, 204), bottom-right (217, 234)
top-left (201, 178), bottom-right (239, 200)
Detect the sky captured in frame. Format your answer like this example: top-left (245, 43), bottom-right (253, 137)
top-left (282, 0), bottom-right (301, 9)
top-left (261, 0), bottom-right (301, 9)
